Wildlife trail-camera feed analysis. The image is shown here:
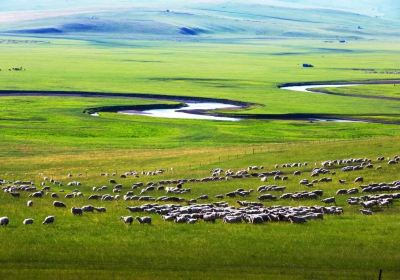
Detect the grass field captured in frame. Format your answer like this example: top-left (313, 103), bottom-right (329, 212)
top-left (315, 84), bottom-right (400, 99)
top-left (0, 36), bottom-right (400, 279)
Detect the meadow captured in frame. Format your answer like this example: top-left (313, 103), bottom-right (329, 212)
top-left (0, 36), bottom-right (400, 279)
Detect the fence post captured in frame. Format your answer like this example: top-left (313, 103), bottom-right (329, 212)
top-left (378, 269), bottom-right (383, 280)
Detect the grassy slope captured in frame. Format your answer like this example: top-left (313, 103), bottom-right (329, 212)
top-left (1, 139), bottom-right (400, 280)
top-left (0, 37), bottom-right (400, 279)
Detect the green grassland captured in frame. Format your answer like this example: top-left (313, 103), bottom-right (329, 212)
top-left (315, 84), bottom-right (400, 99)
top-left (0, 36), bottom-right (400, 279)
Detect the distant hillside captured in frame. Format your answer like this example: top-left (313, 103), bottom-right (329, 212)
top-left (0, 0), bottom-right (399, 40)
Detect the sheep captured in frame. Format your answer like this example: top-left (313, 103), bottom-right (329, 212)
top-left (121, 216), bottom-right (134, 225)
top-left (163, 215), bottom-right (175, 222)
top-left (136, 216), bottom-right (152, 224)
top-left (347, 188), bottom-right (359, 195)
top-left (288, 216), bottom-right (307, 224)
top-left (27, 200), bottom-right (33, 207)
top-left (260, 176), bottom-right (268, 182)
top-left (29, 191), bottom-right (43, 198)
top-left (378, 199), bottom-right (392, 207)
top-left (246, 215), bottom-right (264, 224)
top-left (23, 218), bottom-right (34, 225)
top-left (336, 189), bottom-right (347, 195)
top-left (360, 201), bottom-right (378, 209)
top-left (226, 192), bottom-right (236, 198)
top-left (321, 197), bottom-right (336, 204)
top-left (203, 213), bottom-right (217, 223)
top-left (95, 207), bottom-right (107, 213)
top-left (53, 201), bottom-right (66, 208)
top-left (347, 198), bottom-right (360, 205)
top-left (71, 207), bottom-right (83, 216)
top-left (360, 209), bottom-right (373, 215)
top-left (223, 216), bottom-right (242, 223)
top-left (300, 179), bottom-right (309, 185)
top-left (175, 216), bottom-right (189, 223)
top-left (354, 177), bottom-right (364, 183)
top-left (258, 194), bottom-right (277, 201)
top-left (0, 217), bottom-right (9, 226)
top-left (197, 195), bottom-right (209, 200)
top-left (82, 205), bottom-right (95, 212)
top-left (42, 216), bottom-right (55, 224)
top-left (127, 206), bottom-right (143, 213)
top-left (64, 193), bottom-right (75, 199)
top-left (75, 192), bottom-right (84, 198)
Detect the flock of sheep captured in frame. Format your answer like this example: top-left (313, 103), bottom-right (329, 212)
top-left (0, 154), bottom-right (399, 227)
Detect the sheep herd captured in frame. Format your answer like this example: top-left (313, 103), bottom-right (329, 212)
top-left (0, 154), bottom-right (399, 227)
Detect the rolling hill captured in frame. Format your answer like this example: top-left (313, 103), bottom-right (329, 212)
top-left (0, 1), bottom-right (399, 40)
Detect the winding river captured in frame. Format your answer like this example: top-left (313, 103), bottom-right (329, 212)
top-left (280, 84), bottom-right (360, 93)
top-left (119, 102), bottom-right (241, 121)
top-left (0, 81), bottom-right (394, 123)
top-left (118, 83), bottom-right (362, 122)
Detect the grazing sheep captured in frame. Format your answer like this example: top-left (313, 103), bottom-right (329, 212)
top-left (197, 195), bottom-right (209, 200)
top-left (258, 194), bottom-right (277, 201)
top-left (0, 217), bottom-right (9, 226)
top-left (95, 207), bottom-right (107, 213)
top-left (260, 177), bottom-right (268, 182)
top-left (53, 201), bottom-right (66, 208)
top-left (288, 216), bottom-right (307, 224)
top-left (82, 205), bottom-right (95, 212)
top-left (360, 209), bottom-right (373, 215)
top-left (42, 216), bottom-right (55, 224)
top-left (121, 216), bottom-right (134, 225)
top-left (88, 194), bottom-right (101, 200)
top-left (360, 200), bottom-right (378, 209)
top-left (27, 200), bottom-right (33, 207)
top-left (246, 215), bottom-right (264, 224)
top-left (347, 188), bottom-right (359, 195)
top-left (163, 215), bottom-right (175, 222)
top-left (29, 191), bottom-right (44, 198)
top-left (127, 206), bottom-right (143, 213)
top-left (23, 218), bottom-right (34, 225)
top-left (71, 207), bottom-right (83, 216)
top-left (175, 216), bottom-right (189, 223)
top-left (354, 177), bottom-right (364, 183)
top-left (300, 179), bottom-right (309, 185)
top-left (226, 192), bottom-right (236, 198)
top-left (223, 216), bottom-right (242, 223)
top-left (336, 189), bottom-right (347, 195)
top-left (203, 213), bottom-right (217, 223)
top-left (321, 197), bottom-right (336, 204)
top-left (136, 216), bottom-right (152, 224)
